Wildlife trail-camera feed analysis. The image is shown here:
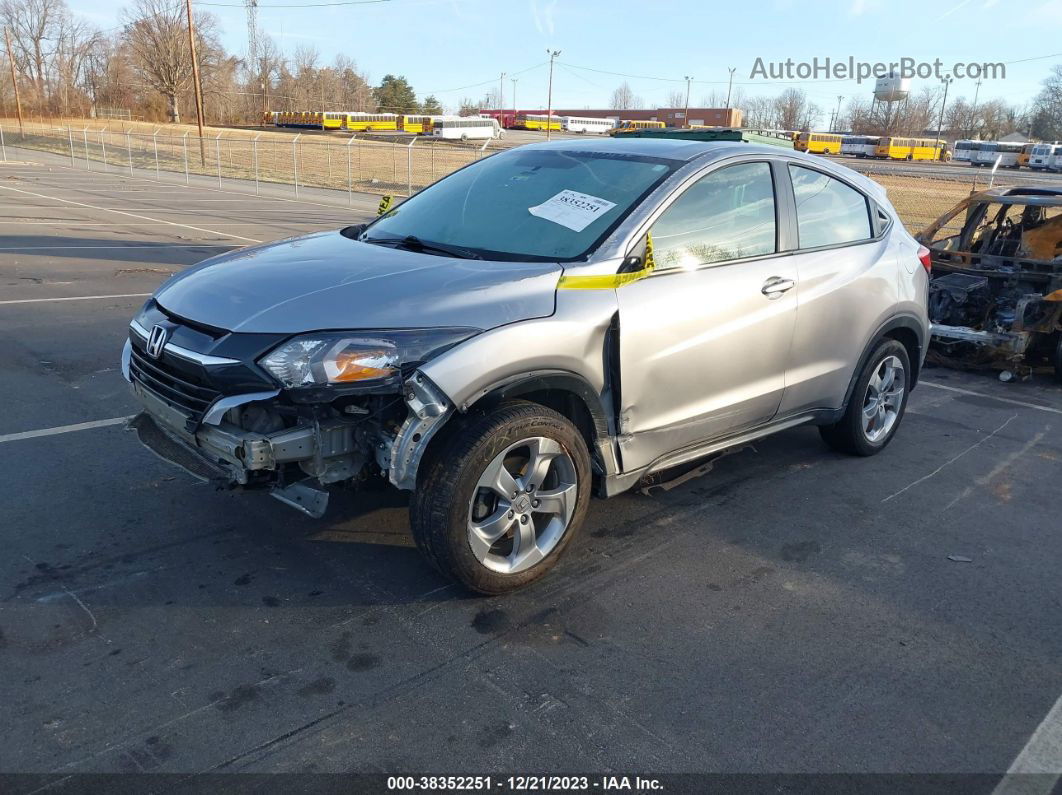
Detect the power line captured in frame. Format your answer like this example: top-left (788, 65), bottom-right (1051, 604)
top-left (424, 62), bottom-right (545, 94)
top-left (198, 0), bottom-right (387, 7)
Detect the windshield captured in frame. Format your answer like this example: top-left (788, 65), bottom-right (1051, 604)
top-left (363, 148), bottom-right (678, 262)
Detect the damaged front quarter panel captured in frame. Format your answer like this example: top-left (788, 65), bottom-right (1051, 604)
top-left (384, 373), bottom-right (452, 491)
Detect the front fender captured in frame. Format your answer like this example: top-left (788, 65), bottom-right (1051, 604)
top-left (419, 290), bottom-right (618, 414)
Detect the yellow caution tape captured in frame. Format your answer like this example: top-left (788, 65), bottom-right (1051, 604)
top-left (559, 232), bottom-right (656, 290)
top-left (377, 195), bottom-right (393, 215)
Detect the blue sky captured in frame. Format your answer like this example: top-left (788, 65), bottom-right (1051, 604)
top-left (70, 0), bottom-right (1062, 114)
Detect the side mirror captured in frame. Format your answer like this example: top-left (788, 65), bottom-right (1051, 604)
top-left (340, 223), bottom-right (367, 240)
top-left (619, 254), bottom-right (644, 273)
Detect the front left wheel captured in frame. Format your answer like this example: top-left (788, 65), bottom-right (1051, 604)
top-left (410, 401), bottom-right (592, 594)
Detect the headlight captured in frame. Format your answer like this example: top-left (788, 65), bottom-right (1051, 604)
top-left (258, 328), bottom-right (478, 389)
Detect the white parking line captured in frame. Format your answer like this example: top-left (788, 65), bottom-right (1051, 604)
top-left (0, 221), bottom-right (299, 226)
top-left (0, 244), bottom-right (234, 251)
top-left (993, 693), bottom-right (1062, 794)
top-left (0, 183), bottom-right (263, 244)
top-left (0, 293), bottom-right (151, 305)
top-left (0, 416), bottom-right (133, 444)
top-left (922, 381), bottom-right (1062, 416)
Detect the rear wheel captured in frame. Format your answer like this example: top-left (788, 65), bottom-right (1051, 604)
top-left (410, 401), bottom-right (591, 594)
top-left (1053, 336), bottom-right (1062, 385)
top-left (820, 340), bottom-right (911, 456)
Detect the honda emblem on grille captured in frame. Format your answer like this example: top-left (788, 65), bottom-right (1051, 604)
top-left (146, 324), bottom-right (168, 359)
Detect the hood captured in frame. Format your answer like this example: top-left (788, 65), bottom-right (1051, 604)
top-left (153, 230), bottom-right (561, 334)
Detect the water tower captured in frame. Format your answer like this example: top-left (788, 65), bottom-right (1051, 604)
top-left (872, 71), bottom-right (911, 135)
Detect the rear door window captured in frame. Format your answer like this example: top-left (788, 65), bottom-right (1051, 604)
top-left (789, 165), bottom-right (872, 249)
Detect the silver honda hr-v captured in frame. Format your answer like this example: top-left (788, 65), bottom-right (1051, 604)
top-left (123, 138), bottom-right (930, 594)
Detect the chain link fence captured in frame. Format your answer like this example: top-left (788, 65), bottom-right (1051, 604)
top-left (0, 120), bottom-right (1033, 236)
top-left (0, 121), bottom-right (494, 202)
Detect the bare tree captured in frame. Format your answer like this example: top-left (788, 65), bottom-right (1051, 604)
top-left (610, 81), bottom-right (635, 110)
top-left (123, 0), bottom-right (217, 123)
top-left (773, 88), bottom-right (812, 130)
top-left (665, 89), bottom-right (684, 107)
top-left (1031, 64), bottom-right (1062, 141)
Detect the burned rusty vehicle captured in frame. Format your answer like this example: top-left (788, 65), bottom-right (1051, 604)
top-left (918, 186), bottom-right (1062, 382)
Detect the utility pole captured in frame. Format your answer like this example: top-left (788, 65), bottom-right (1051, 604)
top-left (545, 49), bottom-right (560, 141)
top-left (683, 75), bottom-right (693, 128)
top-left (970, 79), bottom-right (982, 140)
top-left (4, 27), bottom-right (23, 134)
top-left (725, 67), bottom-right (736, 110)
top-left (499, 71), bottom-right (506, 120)
top-left (936, 76), bottom-right (953, 159)
top-left (833, 95), bottom-right (843, 132)
top-left (511, 76), bottom-right (518, 123)
top-left (185, 0), bottom-right (207, 161)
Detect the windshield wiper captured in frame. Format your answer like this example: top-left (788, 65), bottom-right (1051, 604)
top-left (362, 234), bottom-right (483, 260)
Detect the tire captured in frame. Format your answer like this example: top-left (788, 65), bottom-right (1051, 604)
top-left (410, 400), bottom-right (592, 595)
top-left (1053, 335), bottom-right (1062, 386)
top-left (819, 339), bottom-right (912, 456)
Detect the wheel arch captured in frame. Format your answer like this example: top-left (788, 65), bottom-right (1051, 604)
top-left (458, 371), bottom-right (618, 480)
top-left (841, 314), bottom-right (925, 413)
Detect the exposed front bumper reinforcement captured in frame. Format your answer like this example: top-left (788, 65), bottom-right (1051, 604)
top-left (128, 361), bottom-right (454, 518)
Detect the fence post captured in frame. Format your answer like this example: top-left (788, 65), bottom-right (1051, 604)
top-left (253, 133), bottom-right (261, 196)
top-left (431, 143), bottom-right (435, 182)
top-left (82, 128), bottom-right (90, 170)
top-left (126, 131), bottom-right (133, 176)
top-left (0, 124), bottom-right (5, 162)
top-left (67, 126), bottom-right (74, 167)
top-left (406, 137), bottom-right (415, 197)
top-left (392, 139), bottom-right (397, 187)
top-left (215, 133), bottom-right (222, 188)
top-left (100, 130), bottom-right (107, 171)
top-left (346, 135), bottom-right (355, 206)
top-left (153, 131), bottom-right (160, 181)
top-left (292, 133), bottom-right (301, 198)
top-left (182, 132), bottom-right (190, 185)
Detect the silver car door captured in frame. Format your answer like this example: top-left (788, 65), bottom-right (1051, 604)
top-left (615, 160), bottom-right (798, 473)
top-left (776, 163), bottom-right (901, 416)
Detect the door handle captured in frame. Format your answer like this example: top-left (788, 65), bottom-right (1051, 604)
top-left (761, 276), bottom-right (795, 299)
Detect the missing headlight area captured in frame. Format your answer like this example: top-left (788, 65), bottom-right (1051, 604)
top-left (918, 186), bottom-right (1062, 383)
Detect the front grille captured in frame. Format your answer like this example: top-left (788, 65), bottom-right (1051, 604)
top-left (129, 345), bottom-right (222, 423)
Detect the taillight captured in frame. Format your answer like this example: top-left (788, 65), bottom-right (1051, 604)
top-left (917, 245), bottom-right (932, 274)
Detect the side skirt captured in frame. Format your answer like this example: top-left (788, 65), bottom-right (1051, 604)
top-left (600, 409), bottom-right (839, 497)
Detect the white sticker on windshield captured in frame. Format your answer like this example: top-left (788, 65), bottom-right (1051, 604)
top-left (528, 190), bottom-right (618, 233)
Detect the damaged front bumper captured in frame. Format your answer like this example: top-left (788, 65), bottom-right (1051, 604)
top-left (123, 339), bottom-right (452, 518)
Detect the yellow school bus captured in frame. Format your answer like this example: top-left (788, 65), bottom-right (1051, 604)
top-left (874, 137), bottom-right (949, 161)
top-left (610, 120), bottom-right (667, 135)
top-left (794, 132), bottom-right (844, 154)
top-left (322, 112), bottom-right (347, 130)
top-left (514, 113), bottom-right (563, 131)
top-left (1018, 143), bottom-right (1037, 168)
top-left (343, 113), bottom-right (398, 132)
top-left (399, 115), bottom-right (435, 134)
top-left (261, 111), bottom-right (279, 126)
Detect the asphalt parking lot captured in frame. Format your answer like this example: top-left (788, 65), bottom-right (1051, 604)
top-left (2, 157), bottom-right (1062, 790)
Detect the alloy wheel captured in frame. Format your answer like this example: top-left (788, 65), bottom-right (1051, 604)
top-left (466, 437), bottom-right (577, 574)
top-left (862, 355), bottom-right (906, 443)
